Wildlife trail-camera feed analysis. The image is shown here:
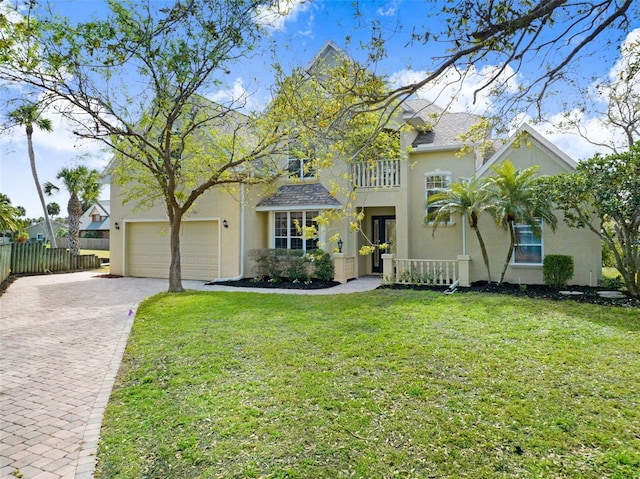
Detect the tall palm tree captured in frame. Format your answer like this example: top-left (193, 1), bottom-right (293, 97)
top-left (44, 166), bottom-right (102, 255)
top-left (487, 160), bottom-right (558, 284)
top-left (427, 174), bottom-right (495, 283)
top-left (8, 102), bottom-right (57, 247)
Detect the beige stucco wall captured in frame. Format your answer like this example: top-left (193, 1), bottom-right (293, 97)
top-left (402, 139), bottom-right (601, 286)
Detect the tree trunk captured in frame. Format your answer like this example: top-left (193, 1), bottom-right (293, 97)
top-left (168, 215), bottom-right (185, 293)
top-left (471, 224), bottom-right (492, 283)
top-left (67, 194), bottom-right (83, 255)
top-left (26, 125), bottom-right (57, 247)
top-left (499, 223), bottom-right (516, 284)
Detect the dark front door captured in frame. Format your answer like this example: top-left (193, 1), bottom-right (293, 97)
top-left (372, 215), bottom-right (396, 273)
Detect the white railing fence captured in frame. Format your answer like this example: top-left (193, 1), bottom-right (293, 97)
top-left (352, 159), bottom-right (401, 188)
top-left (391, 258), bottom-right (458, 286)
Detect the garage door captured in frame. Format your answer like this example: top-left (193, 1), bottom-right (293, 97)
top-left (126, 221), bottom-right (219, 280)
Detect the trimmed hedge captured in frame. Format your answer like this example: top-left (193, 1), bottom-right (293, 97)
top-left (543, 255), bottom-right (574, 289)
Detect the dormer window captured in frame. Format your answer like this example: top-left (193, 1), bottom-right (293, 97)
top-left (92, 214), bottom-right (102, 222)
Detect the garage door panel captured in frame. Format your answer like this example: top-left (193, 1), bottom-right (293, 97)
top-left (126, 221), bottom-right (218, 280)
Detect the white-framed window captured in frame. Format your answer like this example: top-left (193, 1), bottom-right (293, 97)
top-left (288, 157), bottom-right (315, 180)
top-left (425, 172), bottom-right (451, 222)
top-left (274, 210), bottom-right (319, 252)
top-left (513, 220), bottom-right (543, 264)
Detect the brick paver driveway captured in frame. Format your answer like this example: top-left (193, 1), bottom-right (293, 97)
top-left (0, 272), bottom-right (173, 479)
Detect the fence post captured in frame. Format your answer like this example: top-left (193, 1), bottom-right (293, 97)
top-left (457, 255), bottom-right (471, 287)
top-left (382, 253), bottom-right (395, 283)
top-left (333, 253), bottom-right (348, 284)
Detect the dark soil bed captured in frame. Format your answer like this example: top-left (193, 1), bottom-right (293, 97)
top-left (209, 278), bottom-right (341, 290)
top-left (383, 281), bottom-right (640, 308)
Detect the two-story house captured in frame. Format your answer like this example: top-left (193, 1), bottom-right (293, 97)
top-left (109, 42), bottom-right (601, 286)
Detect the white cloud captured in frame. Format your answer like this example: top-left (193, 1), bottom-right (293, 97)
top-left (254, 0), bottom-right (309, 31)
top-left (377, 3), bottom-right (398, 17)
top-left (389, 64), bottom-right (520, 115)
top-left (207, 78), bottom-right (269, 113)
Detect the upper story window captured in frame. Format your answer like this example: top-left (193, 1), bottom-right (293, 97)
top-left (425, 172), bottom-right (451, 222)
top-left (288, 157), bottom-right (316, 180)
top-left (91, 214), bottom-right (102, 222)
top-left (513, 220), bottom-right (543, 264)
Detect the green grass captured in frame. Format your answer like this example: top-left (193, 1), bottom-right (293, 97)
top-left (602, 267), bottom-right (622, 280)
top-left (95, 290), bottom-right (640, 479)
top-left (80, 248), bottom-right (110, 260)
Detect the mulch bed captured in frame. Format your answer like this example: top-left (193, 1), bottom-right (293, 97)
top-left (383, 281), bottom-right (640, 308)
top-left (209, 278), bottom-right (341, 290)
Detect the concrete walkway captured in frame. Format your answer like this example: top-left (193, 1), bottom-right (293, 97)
top-left (0, 271), bottom-right (380, 478)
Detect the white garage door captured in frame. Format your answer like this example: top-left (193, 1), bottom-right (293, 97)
top-left (126, 221), bottom-right (219, 280)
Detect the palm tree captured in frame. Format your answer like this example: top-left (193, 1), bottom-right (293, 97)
top-left (44, 166), bottom-right (102, 255)
top-left (0, 194), bottom-right (21, 233)
top-left (487, 160), bottom-right (558, 284)
top-left (427, 175), bottom-right (495, 282)
top-left (8, 102), bottom-right (58, 247)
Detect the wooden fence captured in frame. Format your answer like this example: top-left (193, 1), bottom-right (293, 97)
top-left (7, 243), bottom-right (101, 276)
top-left (0, 244), bottom-right (11, 283)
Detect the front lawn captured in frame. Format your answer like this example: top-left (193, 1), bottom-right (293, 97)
top-left (96, 290), bottom-right (639, 478)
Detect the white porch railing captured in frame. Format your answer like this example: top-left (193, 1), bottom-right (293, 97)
top-left (352, 159), bottom-right (401, 188)
top-left (392, 259), bottom-right (458, 286)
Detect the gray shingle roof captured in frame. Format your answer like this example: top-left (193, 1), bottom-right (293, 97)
top-left (257, 183), bottom-right (341, 210)
top-left (404, 99), bottom-right (482, 147)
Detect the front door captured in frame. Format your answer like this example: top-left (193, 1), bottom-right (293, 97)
top-left (372, 215), bottom-right (396, 273)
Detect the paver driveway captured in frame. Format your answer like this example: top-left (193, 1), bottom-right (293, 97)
top-left (0, 272), bottom-right (176, 479)
top-left (0, 271), bottom-right (381, 478)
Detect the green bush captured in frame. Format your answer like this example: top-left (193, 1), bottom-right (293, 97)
top-left (599, 275), bottom-right (624, 290)
top-left (309, 249), bottom-right (334, 281)
top-left (249, 248), bottom-right (280, 280)
top-left (281, 255), bottom-right (309, 282)
top-left (249, 248), bottom-right (307, 281)
top-left (543, 255), bottom-right (574, 289)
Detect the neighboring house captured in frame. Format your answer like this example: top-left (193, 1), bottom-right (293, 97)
top-left (79, 200), bottom-right (110, 239)
top-left (109, 42), bottom-right (601, 285)
top-left (25, 220), bottom-right (67, 244)
top-left (78, 200), bottom-right (110, 250)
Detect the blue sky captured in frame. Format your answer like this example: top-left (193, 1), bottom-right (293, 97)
top-left (1, 0), bottom-right (638, 218)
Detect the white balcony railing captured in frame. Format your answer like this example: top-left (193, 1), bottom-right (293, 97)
top-left (352, 159), bottom-right (401, 188)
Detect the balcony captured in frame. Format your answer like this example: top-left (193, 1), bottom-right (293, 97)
top-left (352, 159), bottom-right (401, 189)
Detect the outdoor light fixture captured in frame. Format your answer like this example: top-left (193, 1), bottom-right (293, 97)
top-left (223, 219), bottom-right (229, 228)
top-left (114, 222), bottom-right (120, 230)
top-left (337, 238), bottom-right (343, 253)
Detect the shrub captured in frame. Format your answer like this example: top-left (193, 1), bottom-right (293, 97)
top-left (599, 275), bottom-right (624, 290)
top-left (543, 255), bottom-right (574, 289)
top-left (309, 249), bottom-right (334, 281)
top-left (281, 255), bottom-right (309, 282)
top-left (249, 248), bottom-right (280, 280)
top-left (249, 248), bottom-right (307, 281)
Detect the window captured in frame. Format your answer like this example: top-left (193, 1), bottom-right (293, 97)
top-left (513, 220), bottom-right (543, 264)
top-left (288, 157), bottom-right (315, 180)
top-left (92, 214), bottom-right (102, 222)
top-left (425, 173), bottom-right (451, 222)
top-left (274, 211), bottom-right (319, 252)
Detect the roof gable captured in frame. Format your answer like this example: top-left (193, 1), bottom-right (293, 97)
top-left (477, 124), bottom-right (577, 177)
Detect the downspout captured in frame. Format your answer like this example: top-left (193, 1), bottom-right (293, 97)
top-left (209, 183), bottom-right (246, 282)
